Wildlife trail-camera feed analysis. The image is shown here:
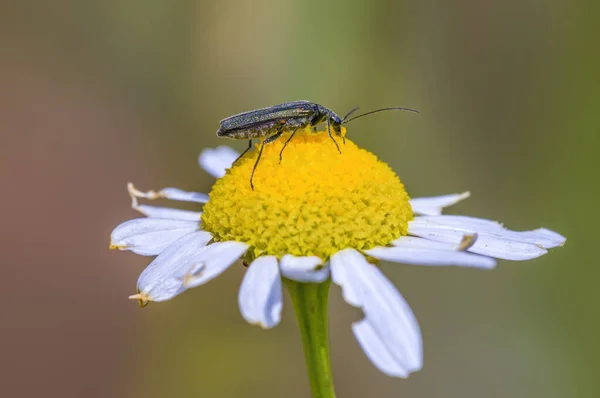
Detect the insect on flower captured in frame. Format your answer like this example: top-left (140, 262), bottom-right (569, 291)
top-left (216, 100), bottom-right (418, 189)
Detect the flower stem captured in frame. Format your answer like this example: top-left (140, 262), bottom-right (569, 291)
top-left (285, 279), bottom-right (336, 398)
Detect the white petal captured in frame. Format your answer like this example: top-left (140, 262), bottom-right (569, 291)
top-left (128, 183), bottom-right (208, 204)
top-left (199, 146), bottom-right (240, 178)
top-left (412, 215), bottom-right (504, 231)
top-left (409, 192), bottom-right (470, 216)
top-left (392, 235), bottom-right (468, 251)
top-left (238, 256), bottom-right (282, 329)
top-left (181, 241), bottom-right (249, 288)
top-left (408, 224), bottom-right (547, 260)
top-left (411, 216), bottom-right (565, 249)
top-left (160, 188), bottom-right (209, 203)
top-left (135, 205), bottom-right (202, 221)
top-left (110, 218), bottom-right (203, 256)
top-left (532, 228), bottom-right (566, 243)
top-left (353, 319), bottom-right (411, 377)
top-left (331, 249), bottom-right (422, 376)
top-left (510, 228), bottom-right (566, 249)
top-left (136, 231), bottom-right (216, 302)
top-left (329, 249), bottom-right (364, 307)
top-left (365, 246), bottom-right (496, 269)
top-left (280, 254), bottom-right (330, 283)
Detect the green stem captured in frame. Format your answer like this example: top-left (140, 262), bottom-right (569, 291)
top-left (285, 279), bottom-right (336, 398)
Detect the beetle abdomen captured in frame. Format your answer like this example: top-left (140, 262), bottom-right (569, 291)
top-left (217, 118), bottom-right (310, 140)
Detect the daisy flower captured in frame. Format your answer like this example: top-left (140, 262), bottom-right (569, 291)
top-left (110, 128), bottom-right (564, 395)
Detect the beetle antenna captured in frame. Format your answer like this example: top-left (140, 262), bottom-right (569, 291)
top-left (342, 107), bottom-right (419, 124)
top-left (341, 106), bottom-right (360, 122)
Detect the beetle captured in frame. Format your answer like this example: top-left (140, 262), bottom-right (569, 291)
top-left (216, 100), bottom-right (417, 189)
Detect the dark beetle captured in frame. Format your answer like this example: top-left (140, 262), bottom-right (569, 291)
top-left (218, 101), bottom-right (341, 140)
top-left (216, 100), bottom-right (417, 189)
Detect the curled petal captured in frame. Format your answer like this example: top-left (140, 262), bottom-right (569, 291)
top-left (128, 182), bottom-right (208, 204)
top-left (280, 254), bottom-right (330, 283)
top-left (238, 256), bottom-right (282, 329)
top-left (409, 192), bottom-right (470, 216)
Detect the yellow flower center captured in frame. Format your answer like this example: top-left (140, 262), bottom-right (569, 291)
top-left (201, 128), bottom-right (413, 261)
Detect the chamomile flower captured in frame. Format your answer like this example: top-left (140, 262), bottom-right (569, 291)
top-left (110, 129), bottom-right (565, 378)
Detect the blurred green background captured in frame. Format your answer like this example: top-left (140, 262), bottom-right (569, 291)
top-left (1, 1), bottom-right (597, 397)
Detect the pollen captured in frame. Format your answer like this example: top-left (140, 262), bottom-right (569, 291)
top-left (201, 128), bottom-right (413, 261)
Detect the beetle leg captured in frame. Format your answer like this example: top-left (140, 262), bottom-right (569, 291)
top-left (233, 139), bottom-right (253, 165)
top-left (264, 129), bottom-right (284, 144)
top-left (327, 117), bottom-right (342, 154)
top-left (250, 142), bottom-right (264, 191)
top-left (250, 128), bottom-right (284, 190)
top-left (278, 124), bottom-right (302, 164)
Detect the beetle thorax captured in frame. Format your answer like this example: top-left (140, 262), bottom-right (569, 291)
top-left (315, 105), bottom-right (341, 126)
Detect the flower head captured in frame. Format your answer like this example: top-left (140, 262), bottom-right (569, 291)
top-left (202, 129), bottom-right (412, 261)
top-left (110, 128), bottom-right (565, 378)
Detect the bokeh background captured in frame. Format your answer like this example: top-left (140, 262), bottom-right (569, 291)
top-left (1, 1), bottom-right (597, 397)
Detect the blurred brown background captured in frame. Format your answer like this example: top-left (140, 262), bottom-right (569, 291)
top-left (1, 1), bottom-right (597, 397)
